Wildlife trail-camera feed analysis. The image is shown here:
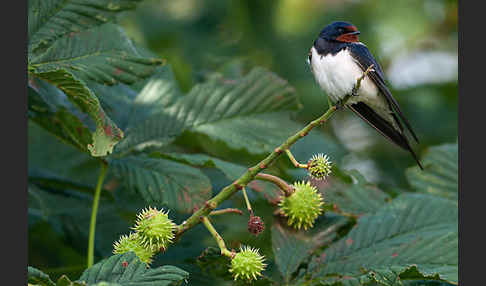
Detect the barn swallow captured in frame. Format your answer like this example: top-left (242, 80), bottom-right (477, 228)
top-left (308, 21), bottom-right (423, 169)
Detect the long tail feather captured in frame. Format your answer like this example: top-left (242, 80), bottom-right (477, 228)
top-left (348, 102), bottom-right (423, 170)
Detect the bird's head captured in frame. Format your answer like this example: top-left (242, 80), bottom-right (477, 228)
top-left (319, 21), bottom-right (360, 43)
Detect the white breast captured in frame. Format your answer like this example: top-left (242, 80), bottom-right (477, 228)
top-left (310, 46), bottom-right (380, 106)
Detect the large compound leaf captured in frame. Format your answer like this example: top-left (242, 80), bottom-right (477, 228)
top-left (28, 20), bottom-right (164, 156)
top-left (162, 67), bottom-right (299, 154)
top-left (78, 253), bottom-right (188, 286)
top-left (31, 69), bottom-right (123, 156)
top-left (28, 0), bottom-right (143, 55)
top-left (30, 24), bottom-right (164, 85)
top-left (308, 194), bottom-right (458, 285)
top-left (406, 143), bottom-right (457, 199)
top-left (110, 156), bottom-right (212, 213)
top-left (106, 67), bottom-right (299, 156)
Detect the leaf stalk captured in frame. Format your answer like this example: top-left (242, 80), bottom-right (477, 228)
top-left (87, 161), bottom-right (108, 268)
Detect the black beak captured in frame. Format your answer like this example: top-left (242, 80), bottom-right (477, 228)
top-left (347, 31), bottom-right (360, 35)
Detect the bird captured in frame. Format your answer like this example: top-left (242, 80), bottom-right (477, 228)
top-left (307, 21), bottom-right (423, 170)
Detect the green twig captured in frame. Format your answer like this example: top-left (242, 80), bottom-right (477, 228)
top-left (87, 161), bottom-right (108, 268)
top-left (201, 216), bottom-right (233, 258)
top-left (175, 67), bottom-right (370, 240)
top-left (175, 106), bottom-right (338, 239)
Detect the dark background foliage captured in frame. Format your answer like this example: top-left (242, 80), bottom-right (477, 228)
top-left (28, 0), bottom-right (457, 285)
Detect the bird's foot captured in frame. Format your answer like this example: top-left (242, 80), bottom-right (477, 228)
top-left (335, 99), bottom-right (345, 110)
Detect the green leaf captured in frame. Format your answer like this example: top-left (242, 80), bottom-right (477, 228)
top-left (315, 265), bottom-right (455, 286)
top-left (28, 80), bottom-right (92, 153)
top-left (126, 65), bottom-right (183, 120)
top-left (274, 212), bottom-right (350, 284)
top-left (109, 67), bottom-right (300, 156)
top-left (77, 252), bottom-right (189, 286)
top-left (114, 112), bottom-right (184, 155)
top-left (152, 152), bottom-right (247, 181)
top-left (28, 0), bottom-right (143, 55)
top-left (110, 156), bottom-right (212, 213)
top-left (28, 121), bottom-right (101, 187)
top-left (30, 23), bottom-right (164, 85)
top-left (87, 83), bottom-right (138, 131)
top-left (308, 194), bottom-right (458, 285)
top-left (94, 66), bottom-right (185, 154)
top-left (406, 143), bottom-right (458, 199)
top-left (163, 67), bottom-right (300, 154)
top-left (31, 69), bottom-right (123, 157)
top-left (193, 112), bottom-right (303, 154)
top-left (28, 183), bottom-right (130, 258)
top-left (272, 224), bottom-right (313, 283)
top-left (321, 169), bottom-right (391, 215)
top-left (28, 266), bottom-right (56, 286)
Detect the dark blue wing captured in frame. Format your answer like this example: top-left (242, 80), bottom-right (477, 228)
top-left (348, 43), bottom-right (419, 143)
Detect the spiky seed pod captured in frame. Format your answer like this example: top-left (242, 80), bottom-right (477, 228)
top-left (247, 215), bottom-right (265, 236)
top-left (132, 207), bottom-right (176, 251)
top-left (278, 181), bottom-right (324, 230)
top-left (307, 153), bottom-right (332, 180)
top-left (229, 246), bottom-right (267, 281)
top-left (113, 233), bottom-right (155, 265)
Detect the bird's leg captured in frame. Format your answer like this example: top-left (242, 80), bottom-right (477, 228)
top-left (334, 65), bottom-right (375, 111)
top-left (335, 98), bottom-right (346, 110)
top-left (352, 64), bottom-right (375, 96)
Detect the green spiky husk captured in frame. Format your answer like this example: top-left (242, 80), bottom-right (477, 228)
top-left (307, 153), bottom-right (332, 180)
top-left (132, 207), bottom-right (175, 251)
top-left (278, 181), bottom-right (324, 230)
top-left (113, 233), bottom-right (155, 265)
top-left (229, 246), bottom-right (266, 281)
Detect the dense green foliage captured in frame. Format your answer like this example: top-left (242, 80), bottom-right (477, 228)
top-left (28, 0), bottom-right (457, 285)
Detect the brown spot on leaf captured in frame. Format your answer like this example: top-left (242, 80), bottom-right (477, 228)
top-left (104, 124), bottom-right (112, 137)
top-left (122, 261), bottom-right (128, 267)
top-left (346, 238), bottom-right (353, 246)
